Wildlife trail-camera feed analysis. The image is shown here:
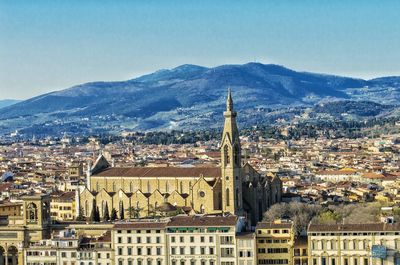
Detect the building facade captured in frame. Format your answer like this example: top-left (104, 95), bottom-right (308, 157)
top-left (308, 223), bottom-right (400, 265)
top-left (256, 220), bottom-right (295, 265)
top-left (78, 91), bottom-right (282, 224)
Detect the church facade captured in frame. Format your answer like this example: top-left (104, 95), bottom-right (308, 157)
top-left (78, 91), bottom-right (282, 224)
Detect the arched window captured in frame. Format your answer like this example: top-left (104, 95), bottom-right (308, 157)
top-left (224, 145), bottom-right (230, 166)
top-left (234, 145), bottom-right (240, 166)
top-left (96, 182), bottom-right (100, 191)
top-left (85, 200), bottom-right (88, 216)
top-left (130, 182), bottom-right (134, 192)
top-left (147, 181), bottom-right (151, 193)
top-left (180, 182), bottom-right (183, 194)
top-left (166, 182), bottom-right (169, 193)
top-left (112, 182), bottom-right (116, 192)
top-left (226, 188), bottom-right (230, 206)
top-left (26, 203), bottom-right (37, 223)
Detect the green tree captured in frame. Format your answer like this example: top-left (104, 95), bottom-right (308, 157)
top-left (119, 202), bottom-right (125, 220)
top-left (95, 206), bottom-right (101, 222)
top-left (89, 199), bottom-right (97, 222)
top-left (111, 208), bottom-right (117, 221)
top-left (76, 206), bottom-right (85, 221)
top-left (103, 202), bottom-right (110, 221)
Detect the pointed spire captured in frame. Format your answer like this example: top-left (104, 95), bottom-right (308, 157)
top-left (226, 88), bottom-right (233, 111)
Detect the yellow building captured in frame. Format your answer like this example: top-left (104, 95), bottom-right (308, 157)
top-left (0, 194), bottom-right (51, 265)
top-left (293, 237), bottom-right (308, 265)
top-left (50, 191), bottom-right (76, 221)
top-left (0, 201), bottom-right (22, 217)
top-left (256, 220), bottom-right (295, 265)
top-left (78, 91), bottom-right (282, 224)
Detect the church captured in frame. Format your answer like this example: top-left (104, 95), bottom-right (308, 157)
top-left (78, 91), bottom-right (282, 224)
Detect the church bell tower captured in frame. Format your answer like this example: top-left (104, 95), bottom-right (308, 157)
top-left (221, 89), bottom-right (243, 215)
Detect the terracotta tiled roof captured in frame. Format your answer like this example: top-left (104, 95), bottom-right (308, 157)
top-left (167, 215), bottom-right (238, 227)
top-left (362, 173), bottom-right (385, 179)
top-left (114, 221), bottom-right (168, 229)
top-left (93, 167), bottom-right (221, 178)
top-left (96, 231), bottom-right (111, 242)
top-left (316, 169), bottom-right (358, 175)
top-left (256, 221), bottom-right (292, 229)
top-left (308, 223), bottom-right (400, 232)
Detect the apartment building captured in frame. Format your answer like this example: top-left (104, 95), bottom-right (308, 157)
top-left (293, 237), bottom-right (308, 265)
top-left (236, 232), bottom-right (256, 265)
top-left (308, 223), bottom-right (400, 265)
top-left (24, 229), bottom-right (113, 265)
top-left (256, 220), bottom-right (295, 265)
top-left (50, 192), bottom-right (76, 221)
top-left (113, 221), bottom-right (168, 265)
top-left (166, 215), bottom-right (241, 265)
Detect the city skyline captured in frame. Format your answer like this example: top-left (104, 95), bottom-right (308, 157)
top-left (1, 0), bottom-right (400, 100)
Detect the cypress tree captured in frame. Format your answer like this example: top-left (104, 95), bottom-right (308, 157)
top-left (95, 206), bottom-right (101, 222)
top-left (119, 202), bottom-right (124, 220)
top-left (89, 199), bottom-right (96, 222)
top-left (103, 202), bottom-right (110, 221)
top-left (76, 206), bottom-right (85, 221)
top-left (111, 208), bottom-right (117, 221)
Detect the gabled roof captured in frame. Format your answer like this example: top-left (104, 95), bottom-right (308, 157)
top-left (93, 167), bottom-right (221, 178)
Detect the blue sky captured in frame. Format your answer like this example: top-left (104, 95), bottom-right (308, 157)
top-left (1, 0), bottom-right (399, 100)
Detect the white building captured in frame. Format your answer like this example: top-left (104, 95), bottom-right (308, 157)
top-left (308, 223), bottom-right (400, 265)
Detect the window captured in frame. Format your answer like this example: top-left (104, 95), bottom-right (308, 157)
top-left (147, 237), bottom-right (151, 243)
top-left (156, 247), bottom-right (161, 255)
top-left (128, 247), bottom-right (132, 255)
top-left (180, 236), bottom-right (184, 243)
top-left (209, 247), bottom-right (214, 255)
top-left (137, 237), bottom-right (142, 243)
top-left (200, 247), bottom-right (205, 255)
top-left (190, 247), bottom-right (195, 255)
top-left (147, 247), bottom-right (151, 255)
top-left (118, 237), bottom-right (122, 243)
top-left (180, 247), bottom-right (185, 255)
top-left (209, 236), bottom-right (213, 243)
top-left (138, 247), bottom-right (142, 255)
top-left (226, 188), bottom-right (230, 206)
top-left (156, 237), bottom-right (161, 244)
top-left (190, 236), bottom-right (194, 243)
top-left (171, 247), bottom-right (176, 255)
top-left (172, 237), bottom-right (176, 243)
top-left (118, 247), bottom-right (123, 255)
top-left (200, 236), bottom-right (205, 243)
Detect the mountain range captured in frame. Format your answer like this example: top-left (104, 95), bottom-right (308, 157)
top-left (0, 99), bottom-right (21, 109)
top-left (1, 62), bottom-right (399, 136)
